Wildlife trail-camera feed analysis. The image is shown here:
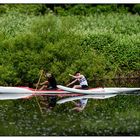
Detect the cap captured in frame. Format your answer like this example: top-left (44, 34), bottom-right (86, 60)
top-left (46, 73), bottom-right (51, 77)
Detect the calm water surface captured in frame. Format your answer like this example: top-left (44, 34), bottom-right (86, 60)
top-left (0, 79), bottom-right (140, 136)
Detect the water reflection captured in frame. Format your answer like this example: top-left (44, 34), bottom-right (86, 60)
top-left (0, 79), bottom-right (140, 136)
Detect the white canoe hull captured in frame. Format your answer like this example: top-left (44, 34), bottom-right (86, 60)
top-left (0, 94), bottom-right (33, 100)
top-left (57, 85), bottom-right (140, 95)
top-left (0, 86), bottom-right (33, 94)
top-left (0, 86), bottom-right (72, 100)
top-left (57, 94), bottom-right (117, 104)
top-left (0, 85), bottom-right (140, 100)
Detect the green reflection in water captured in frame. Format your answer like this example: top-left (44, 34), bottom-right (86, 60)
top-left (0, 80), bottom-right (140, 136)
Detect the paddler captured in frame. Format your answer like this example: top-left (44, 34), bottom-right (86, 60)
top-left (39, 72), bottom-right (57, 109)
top-left (39, 73), bottom-right (57, 90)
top-left (66, 71), bottom-right (89, 112)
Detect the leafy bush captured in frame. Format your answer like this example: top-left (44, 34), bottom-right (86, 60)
top-left (54, 4), bottom-right (129, 16)
top-left (132, 4), bottom-right (140, 14)
top-left (92, 4), bottom-right (126, 13)
top-left (0, 6), bottom-right (139, 86)
top-left (0, 4), bottom-right (7, 14)
top-left (0, 4), bottom-right (51, 15)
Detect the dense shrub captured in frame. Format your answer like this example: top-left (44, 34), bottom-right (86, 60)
top-left (54, 4), bottom-right (129, 16)
top-left (132, 4), bottom-right (140, 14)
top-left (0, 4), bottom-right (51, 15)
top-left (0, 5), bottom-right (139, 86)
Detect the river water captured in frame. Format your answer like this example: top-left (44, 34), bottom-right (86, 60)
top-left (0, 79), bottom-right (140, 136)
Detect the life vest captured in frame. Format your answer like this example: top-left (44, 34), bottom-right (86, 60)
top-left (78, 75), bottom-right (88, 86)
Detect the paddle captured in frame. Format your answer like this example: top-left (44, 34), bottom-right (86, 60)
top-left (34, 69), bottom-right (44, 114)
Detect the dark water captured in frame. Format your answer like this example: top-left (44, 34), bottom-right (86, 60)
top-left (0, 79), bottom-right (140, 136)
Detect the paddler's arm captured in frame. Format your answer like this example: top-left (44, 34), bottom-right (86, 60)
top-left (71, 101), bottom-right (78, 106)
top-left (40, 80), bottom-right (49, 85)
top-left (66, 79), bottom-right (78, 87)
top-left (69, 74), bottom-right (83, 79)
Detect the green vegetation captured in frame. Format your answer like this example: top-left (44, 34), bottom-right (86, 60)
top-left (0, 4), bottom-right (139, 86)
top-left (0, 4), bottom-right (140, 136)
